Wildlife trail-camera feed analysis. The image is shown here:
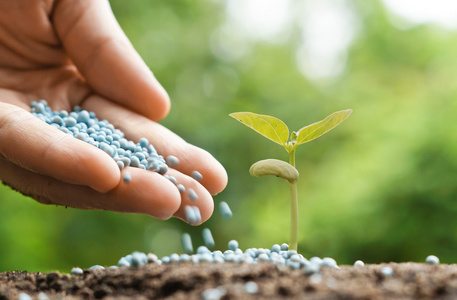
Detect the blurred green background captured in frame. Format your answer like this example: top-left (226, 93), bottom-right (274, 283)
top-left (2, 0), bottom-right (457, 272)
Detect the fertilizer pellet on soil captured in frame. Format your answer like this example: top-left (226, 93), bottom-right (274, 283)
top-left (18, 293), bottom-right (32, 300)
top-left (426, 255), bottom-right (440, 265)
top-left (228, 240), bottom-right (239, 251)
top-left (99, 242), bottom-right (339, 276)
top-left (70, 267), bottom-right (83, 275)
top-left (381, 266), bottom-right (393, 276)
top-left (354, 260), bottom-right (365, 267)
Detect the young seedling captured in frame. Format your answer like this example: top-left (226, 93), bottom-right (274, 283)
top-left (230, 109), bottom-right (352, 251)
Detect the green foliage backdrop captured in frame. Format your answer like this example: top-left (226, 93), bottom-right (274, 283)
top-left (2, 0), bottom-right (457, 272)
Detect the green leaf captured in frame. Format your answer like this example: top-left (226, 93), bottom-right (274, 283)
top-left (295, 109), bottom-right (352, 146)
top-left (229, 112), bottom-right (289, 146)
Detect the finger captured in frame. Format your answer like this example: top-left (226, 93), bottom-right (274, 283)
top-left (0, 157), bottom-right (182, 219)
top-left (0, 102), bottom-right (120, 193)
top-left (83, 96), bottom-right (228, 196)
top-left (166, 169), bottom-right (214, 224)
top-left (52, 0), bottom-right (170, 121)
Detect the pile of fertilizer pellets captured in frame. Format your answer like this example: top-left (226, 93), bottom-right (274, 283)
top-left (30, 100), bottom-right (169, 174)
top-left (71, 241), bottom-right (340, 276)
top-left (29, 100), bottom-right (217, 224)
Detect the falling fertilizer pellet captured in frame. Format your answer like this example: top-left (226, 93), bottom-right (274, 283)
top-left (181, 233), bottom-right (194, 254)
top-left (202, 228), bottom-right (215, 249)
top-left (219, 201), bottom-right (232, 219)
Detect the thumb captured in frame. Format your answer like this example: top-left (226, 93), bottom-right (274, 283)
top-left (52, 0), bottom-right (170, 121)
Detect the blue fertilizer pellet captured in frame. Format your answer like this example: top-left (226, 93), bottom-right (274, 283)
top-left (52, 115), bottom-right (64, 126)
top-left (161, 256), bottom-right (171, 264)
top-left (245, 281), bottom-right (259, 294)
top-left (65, 117), bottom-right (77, 127)
top-left (131, 252), bottom-right (147, 266)
top-left (158, 164), bottom-right (168, 174)
top-left (202, 228), bottom-right (215, 249)
top-left (191, 170), bottom-right (203, 181)
top-left (188, 188), bottom-right (198, 201)
top-left (166, 155), bottom-right (179, 167)
top-left (181, 233), bottom-right (193, 254)
top-left (170, 253), bottom-right (180, 262)
top-left (116, 160), bottom-right (125, 170)
top-left (18, 293), bottom-right (32, 300)
top-left (100, 142), bottom-right (114, 157)
top-left (321, 257), bottom-right (338, 268)
top-left (123, 172), bottom-right (132, 183)
top-left (177, 184), bottom-right (186, 193)
top-left (120, 157), bottom-right (130, 167)
top-left (199, 253), bottom-right (213, 262)
top-left (304, 262), bottom-right (321, 275)
top-left (118, 257), bottom-right (131, 267)
top-left (426, 255), bottom-right (440, 265)
top-left (219, 201), bottom-right (232, 219)
top-left (310, 257), bottom-right (322, 265)
top-left (354, 260), bottom-right (365, 267)
top-left (228, 240), bottom-right (239, 251)
top-left (147, 253), bottom-right (159, 263)
top-left (164, 175), bottom-right (177, 185)
top-left (37, 292), bottom-right (50, 300)
top-left (280, 243), bottom-right (289, 251)
top-left (193, 206), bottom-right (202, 223)
top-left (180, 254), bottom-right (191, 262)
top-left (184, 206), bottom-right (198, 224)
top-left (135, 152), bottom-right (146, 161)
top-left (202, 287), bottom-right (226, 300)
top-left (70, 267), bottom-right (83, 275)
top-left (77, 110), bottom-right (90, 124)
top-left (130, 156), bottom-right (140, 167)
top-left (75, 132), bottom-right (87, 141)
top-left (139, 137), bottom-right (149, 148)
top-left (270, 244), bottom-right (281, 253)
top-left (381, 267), bottom-right (393, 276)
top-left (197, 246), bottom-right (211, 255)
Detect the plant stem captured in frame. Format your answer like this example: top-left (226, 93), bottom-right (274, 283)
top-left (289, 181), bottom-right (298, 251)
top-left (288, 149), bottom-right (298, 251)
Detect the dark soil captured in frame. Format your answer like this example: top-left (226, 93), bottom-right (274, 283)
top-left (1, 262), bottom-right (456, 299)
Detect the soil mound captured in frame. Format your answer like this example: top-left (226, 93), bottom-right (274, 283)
top-left (1, 262), bottom-right (455, 299)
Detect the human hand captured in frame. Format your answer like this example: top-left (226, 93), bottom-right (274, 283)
top-left (0, 0), bottom-right (228, 223)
